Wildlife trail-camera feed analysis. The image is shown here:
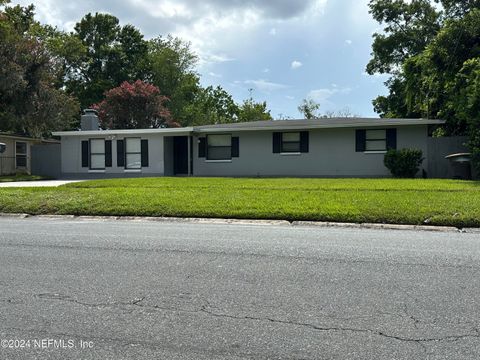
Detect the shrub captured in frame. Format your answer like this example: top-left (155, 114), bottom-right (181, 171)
top-left (384, 149), bottom-right (424, 178)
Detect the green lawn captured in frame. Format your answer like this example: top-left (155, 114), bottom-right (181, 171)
top-left (0, 174), bottom-right (49, 182)
top-left (0, 177), bottom-right (479, 227)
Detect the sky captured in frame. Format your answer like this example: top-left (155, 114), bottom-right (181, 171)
top-left (14, 0), bottom-right (390, 119)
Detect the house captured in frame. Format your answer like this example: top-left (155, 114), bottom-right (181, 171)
top-left (0, 133), bottom-right (58, 176)
top-left (52, 113), bottom-right (446, 178)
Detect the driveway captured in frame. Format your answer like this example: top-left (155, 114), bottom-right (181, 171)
top-left (1, 217), bottom-right (479, 359)
top-left (0, 180), bottom-right (82, 187)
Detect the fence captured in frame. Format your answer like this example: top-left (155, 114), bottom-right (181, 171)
top-left (427, 136), bottom-right (472, 179)
top-left (31, 144), bottom-right (61, 179)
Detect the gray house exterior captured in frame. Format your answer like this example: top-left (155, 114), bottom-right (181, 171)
top-left (53, 118), bottom-right (445, 179)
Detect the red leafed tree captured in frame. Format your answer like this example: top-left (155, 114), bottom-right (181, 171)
top-left (93, 80), bottom-right (180, 129)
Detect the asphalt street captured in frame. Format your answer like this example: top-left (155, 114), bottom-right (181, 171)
top-left (0, 217), bottom-right (479, 359)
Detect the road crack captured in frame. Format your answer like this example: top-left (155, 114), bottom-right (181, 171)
top-left (198, 305), bottom-right (479, 344)
top-left (32, 293), bottom-right (480, 344)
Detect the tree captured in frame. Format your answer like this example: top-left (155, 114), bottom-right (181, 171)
top-left (237, 97), bottom-right (272, 122)
top-left (366, 0), bottom-right (442, 118)
top-left (447, 58), bottom-right (480, 173)
top-left (322, 107), bottom-right (361, 118)
top-left (438, 0), bottom-right (480, 18)
top-left (0, 2), bottom-right (79, 137)
top-left (367, 0), bottom-right (480, 170)
top-left (298, 98), bottom-right (321, 119)
top-left (185, 86), bottom-right (239, 125)
top-left (93, 80), bottom-right (175, 129)
top-left (69, 13), bottom-right (148, 108)
top-left (146, 35), bottom-right (201, 126)
top-left (367, 0), bottom-right (441, 75)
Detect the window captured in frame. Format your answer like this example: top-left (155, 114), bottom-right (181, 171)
top-left (90, 139), bottom-right (105, 170)
top-left (15, 141), bottom-right (27, 168)
top-left (365, 129), bottom-right (387, 151)
top-left (207, 134), bottom-right (232, 160)
top-left (281, 132), bottom-right (300, 153)
top-left (125, 138), bottom-right (141, 169)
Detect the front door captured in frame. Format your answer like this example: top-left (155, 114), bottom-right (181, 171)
top-left (173, 136), bottom-right (188, 175)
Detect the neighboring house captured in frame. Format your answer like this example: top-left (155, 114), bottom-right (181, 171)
top-left (53, 116), bottom-right (445, 178)
top-left (0, 133), bottom-right (58, 176)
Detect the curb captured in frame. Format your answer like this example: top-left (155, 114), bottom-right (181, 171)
top-left (292, 221), bottom-right (459, 233)
top-left (0, 213), bottom-right (475, 233)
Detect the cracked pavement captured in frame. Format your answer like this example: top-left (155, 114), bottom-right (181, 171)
top-left (0, 218), bottom-right (480, 359)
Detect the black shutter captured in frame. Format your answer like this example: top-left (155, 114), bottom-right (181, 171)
top-left (105, 140), bottom-right (112, 167)
top-left (117, 139), bottom-right (124, 167)
top-left (141, 139), bottom-right (149, 167)
top-left (273, 132), bottom-right (282, 153)
top-left (198, 137), bottom-right (206, 158)
top-left (81, 140), bottom-right (89, 167)
top-left (231, 137), bottom-right (239, 157)
top-left (300, 131), bottom-right (309, 153)
top-left (386, 128), bottom-right (397, 150)
top-left (355, 129), bottom-right (366, 152)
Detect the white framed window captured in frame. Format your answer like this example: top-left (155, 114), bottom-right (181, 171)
top-left (15, 141), bottom-right (27, 168)
top-left (207, 134), bottom-right (232, 160)
top-left (125, 138), bottom-right (141, 169)
top-left (281, 132), bottom-right (301, 153)
top-left (90, 139), bottom-right (105, 170)
top-left (365, 129), bottom-right (387, 151)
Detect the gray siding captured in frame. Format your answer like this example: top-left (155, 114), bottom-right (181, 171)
top-left (60, 133), bottom-right (166, 178)
top-left (0, 136), bottom-right (35, 175)
top-left (192, 126), bottom-right (429, 177)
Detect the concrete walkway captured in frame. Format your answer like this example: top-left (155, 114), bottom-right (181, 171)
top-left (0, 180), bottom-right (83, 187)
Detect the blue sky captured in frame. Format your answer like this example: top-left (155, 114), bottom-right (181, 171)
top-left (15, 0), bottom-right (390, 118)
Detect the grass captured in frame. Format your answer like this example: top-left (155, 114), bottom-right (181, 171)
top-left (0, 174), bottom-right (49, 182)
top-left (0, 177), bottom-right (479, 227)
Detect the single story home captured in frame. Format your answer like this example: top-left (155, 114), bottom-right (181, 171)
top-left (0, 133), bottom-right (58, 176)
top-left (52, 113), bottom-right (445, 178)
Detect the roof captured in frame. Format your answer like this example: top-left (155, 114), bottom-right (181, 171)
top-left (193, 118), bottom-right (445, 133)
top-left (52, 127), bottom-right (194, 137)
top-left (52, 118), bottom-right (445, 136)
top-left (0, 132), bottom-right (59, 143)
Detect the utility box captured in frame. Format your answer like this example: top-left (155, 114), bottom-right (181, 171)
top-left (445, 153), bottom-right (472, 180)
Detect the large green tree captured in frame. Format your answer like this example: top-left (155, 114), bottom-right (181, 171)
top-left (186, 86), bottom-right (239, 125)
top-left (146, 35), bottom-right (201, 126)
top-left (68, 13), bottom-right (148, 108)
top-left (0, 1), bottom-right (79, 137)
top-left (1, 3), bottom-right (275, 134)
top-left (237, 97), bottom-right (272, 122)
top-left (368, 0), bottom-right (480, 171)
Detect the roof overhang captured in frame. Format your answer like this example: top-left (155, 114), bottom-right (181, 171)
top-left (0, 133), bottom-right (58, 143)
top-left (52, 127), bottom-right (194, 137)
top-left (52, 119), bottom-right (445, 137)
top-left (192, 119), bottom-right (446, 133)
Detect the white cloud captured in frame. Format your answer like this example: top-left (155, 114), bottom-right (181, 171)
top-left (345, 39), bottom-right (352, 45)
top-left (199, 52), bottom-right (236, 66)
top-left (291, 60), bottom-right (303, 69)
top-left (208, 72), bottom-right (222, 78)
top-left (269, 28), bottom-right (277, 35)
top-left (285, 95), bottom-right (295, 100)
top-left (307, 86), bottom-right (352, 107)
top-left (263, 68), bottom-right (270, 73)
top-left (244, 79), bottom-right (289, 93)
